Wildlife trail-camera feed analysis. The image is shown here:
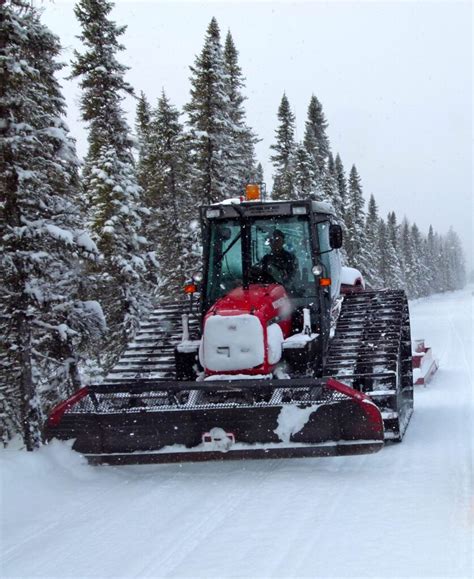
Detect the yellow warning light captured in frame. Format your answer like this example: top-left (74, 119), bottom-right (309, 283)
top-left (245, 184), bottom-right (261, 201)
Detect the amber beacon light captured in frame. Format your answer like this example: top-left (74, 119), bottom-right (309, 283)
top-left (245, 184), bottom-right (261, 201)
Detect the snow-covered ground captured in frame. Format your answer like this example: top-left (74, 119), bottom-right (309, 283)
top-left (1, 289), bottom-right (472, 578)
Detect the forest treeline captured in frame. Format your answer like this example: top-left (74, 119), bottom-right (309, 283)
top-left (0, 0), bottom-right (466, 448)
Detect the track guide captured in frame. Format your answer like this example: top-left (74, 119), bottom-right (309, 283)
top-left (102, 300), bottom-right (200, 385)
top-left (326, 290), bottom-right (413, 440)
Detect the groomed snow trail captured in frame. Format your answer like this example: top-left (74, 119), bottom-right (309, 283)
top-left (1, 289), bottom-right (472, 578)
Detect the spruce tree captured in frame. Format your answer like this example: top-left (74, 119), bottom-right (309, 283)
top-left (410, 223), bottom-right (430, 297)
top-left (185, 18), bottom-right (231, 204)
top-left (70, 0), bottom-right (152, 367)
top-left (303, 94), bottom-right (330, 192)
top-left (377, 219), bottom-right (390, 286)
top-left (271, 93), bottom-right (297, 200)
top-left (345, 165), bottom-right (367, 269)
top-left (254, 162), bottom-right (264, 185)
top-left (426, 225), bottom-right (440, 292)
top-left (385, 212), bottom-right (405, 289)
top-left (321, 152), bottom-right (341, 209)
top-left (223, 31), bottom-right (258, 196)
top-left (294, 144), bottom-right (314, 200)
top-left (0, 1), bottom-right (103, 448)
top-left (364, 195), bottom-right (383, 287)
top-left (139, 91), bottom-right (197, 296)
top-left (135, 91), bottom-right (152, 189)
top-left (400, 219), bottom-right (418, 297)
top-left (444, 227), bottom-right (466, 291)
top-left (334, 153), bottom-right (348, 221)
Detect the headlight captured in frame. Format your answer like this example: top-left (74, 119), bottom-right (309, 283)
top-left (192, 271), bottom-right (203, 282)
top-left (312, 265), bottom-right (323, 276)
top-left (292, 206), bottom-right (307, 215)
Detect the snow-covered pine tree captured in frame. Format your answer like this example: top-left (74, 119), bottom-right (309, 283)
top-left (294, 144), bottom-right (314, 200)
top-left (444, 227), bottom-right (466, 291)
top-left (410, 223), bottom-right (430, 297)
top-left (139, 91), bottom-right (198, 296)
top-left (345, 165), bottom-right (370, 275)
top-left (400, 219), bottom-right (418, 297)
top-left (436, 234), bottom-right (451, 292)
top-left (184, 18), bottom-right (232, 205)
top-left (364, 195), bottom-right (384, 287)
top-left (271, 93), bottom-right (297, 200)
top-left (334, 153), bottom-right (348, 221)
top-left (70, 0), bottom-right (152, 367)
top-left (135, 91), bottom-right (152, 189)
top-left (426, 225), bottom-right (441, 293)
top-left (320, 152), bottom-right (341, 209)
top-left (0, 1), bottom-right (104, 449)
top-left (377, 219), bottom-right (390, 287)
top-left (303, 94), bottom-right (330, 193)
top-left (386, 211), bottom-right (405, 289)
top-left (223, 30), bottom-right (259, 196)
top-left (254, 162), bottom-right (264, 185)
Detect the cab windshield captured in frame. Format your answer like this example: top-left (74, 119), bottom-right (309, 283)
top-left (205, 215), bottom-right (316, 304)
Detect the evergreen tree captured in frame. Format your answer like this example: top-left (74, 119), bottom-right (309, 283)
top-left (0, 1), bottom-right (103, 448)
top-left (386, 211), bottom-right (405, 289)
top-left (400, 219), bottom-right (418, 297)
top-left (345, 165), bottom-right (368, 270)
top-left (320, 152), bottom-right (341, 208)
top-left (71, 0), bottom-right (152, 367)
top-left (270, 93), bottom-right (296, 200)
top-left (223, 30), bottom-right (258, 196)
top-left (426, 225), bottom-right (440, 292)
top-left (334, 153), bottom-right (348, 221)
top-left (364, 195), bottom-right (383, 287)
top-left (184, 18), bottom-right (231, 204)
top-left (294, 144), bottom-right (314, 200)
top-left (377, 219), bottom-right (389, 286)
top-left (139, 91), bottom-right (197, 296)
top-left (303, 94), bottom-right (330, 192)
top-left (254, 162), bottom-right (264, 185)
top-left (444, 227), bottom-right (466, 291)
top-left (135, 91), bottom-right (152, 189)
top-left (71, 0), bottom-right (134, 166)
top-left (377, 215), bottom-right (401, 289)
top-left (410, 223), bottom-right (430, 297)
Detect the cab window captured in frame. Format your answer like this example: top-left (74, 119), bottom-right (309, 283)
top-left (250, 216), bottom-right (316, 297)
top-left (206, 220), bottom-right (243, 304)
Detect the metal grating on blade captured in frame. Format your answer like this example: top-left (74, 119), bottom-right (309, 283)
top-left (66, 387), bottom-right (347, 415)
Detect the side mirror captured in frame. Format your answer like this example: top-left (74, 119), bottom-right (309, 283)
top-left (329, 224), bottom-right (343, 249)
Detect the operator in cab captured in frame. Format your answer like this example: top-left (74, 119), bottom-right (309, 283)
top-left (252, 229), bottom-right (298, 287)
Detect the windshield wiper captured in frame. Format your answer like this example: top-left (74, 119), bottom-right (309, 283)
top-left (219, 232), bottom-right (241, 261)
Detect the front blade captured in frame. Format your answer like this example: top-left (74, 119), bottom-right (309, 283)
top-left (45, 378), bottom-right (384, 465)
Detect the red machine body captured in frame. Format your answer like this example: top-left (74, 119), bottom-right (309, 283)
top-left (200, 284), bottom-right (292, 377)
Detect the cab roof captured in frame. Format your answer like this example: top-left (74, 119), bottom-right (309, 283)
top-left (204, 198), bottom-right (337, 220)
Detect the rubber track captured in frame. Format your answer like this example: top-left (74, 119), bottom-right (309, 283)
top-left (325, 289), bottom-right (413, 440)
top-left (101, 300), bottom-right (200, 385)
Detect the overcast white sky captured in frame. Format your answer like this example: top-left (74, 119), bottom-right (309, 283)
top-left (41, 0), bottom-right (473, 267)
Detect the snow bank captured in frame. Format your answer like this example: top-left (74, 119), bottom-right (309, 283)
top-left (1, 289), bottom-right (472, 579)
